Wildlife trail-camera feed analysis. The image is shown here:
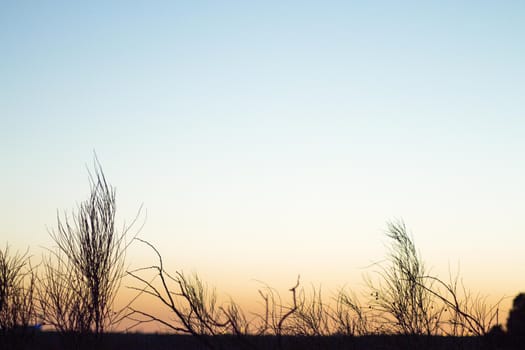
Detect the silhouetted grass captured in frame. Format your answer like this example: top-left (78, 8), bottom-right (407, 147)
top-left (2, 331), bottom-right (524, 350)
top-left (2, 160), bottom-right (520, 350)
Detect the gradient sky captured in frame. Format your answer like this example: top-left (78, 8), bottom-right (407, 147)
top-left (2, 1), bottom-right (525, 322)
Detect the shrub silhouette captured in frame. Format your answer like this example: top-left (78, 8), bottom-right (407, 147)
top-left (41, 156), bottom-right (140, 336)
top-left (366, 221), bottom-right (442, 335)
top-left (0, 245), bottom-right (37, 333)
top-left (507, 293), bottom-right (525, 336)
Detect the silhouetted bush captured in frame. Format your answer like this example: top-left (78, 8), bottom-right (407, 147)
top-left (0, 245), bottom-right (39, 350)
top-left (485, 324), bottom-right (505, 349)
top-left (366, 221), bottom-right (443, 335)
top-left (365, 221), bottom-right (501, 337)
top-left (0, 245), bottom-right (38, 332)
top-left (40, 156), bottom-right (140, 337)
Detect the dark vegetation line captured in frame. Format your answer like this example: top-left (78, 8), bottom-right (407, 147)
top-left (1, 157), bottom-right (524, 349)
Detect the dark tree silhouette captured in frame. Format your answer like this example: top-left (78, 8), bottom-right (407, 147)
top-left (507, 293), bottom-right (525, 336)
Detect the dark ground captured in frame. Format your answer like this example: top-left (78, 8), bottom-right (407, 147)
top-left (1, 331), bottom-right (522, 350)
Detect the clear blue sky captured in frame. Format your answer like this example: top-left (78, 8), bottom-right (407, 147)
top-left (2, 1), bottom-right (525, 305)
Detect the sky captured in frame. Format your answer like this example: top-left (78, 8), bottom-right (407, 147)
top-left (2, 1), bottom-right (525, 329)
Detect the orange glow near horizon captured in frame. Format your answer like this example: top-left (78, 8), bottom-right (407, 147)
top-left (112, 270), bottom-right (515, 334)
